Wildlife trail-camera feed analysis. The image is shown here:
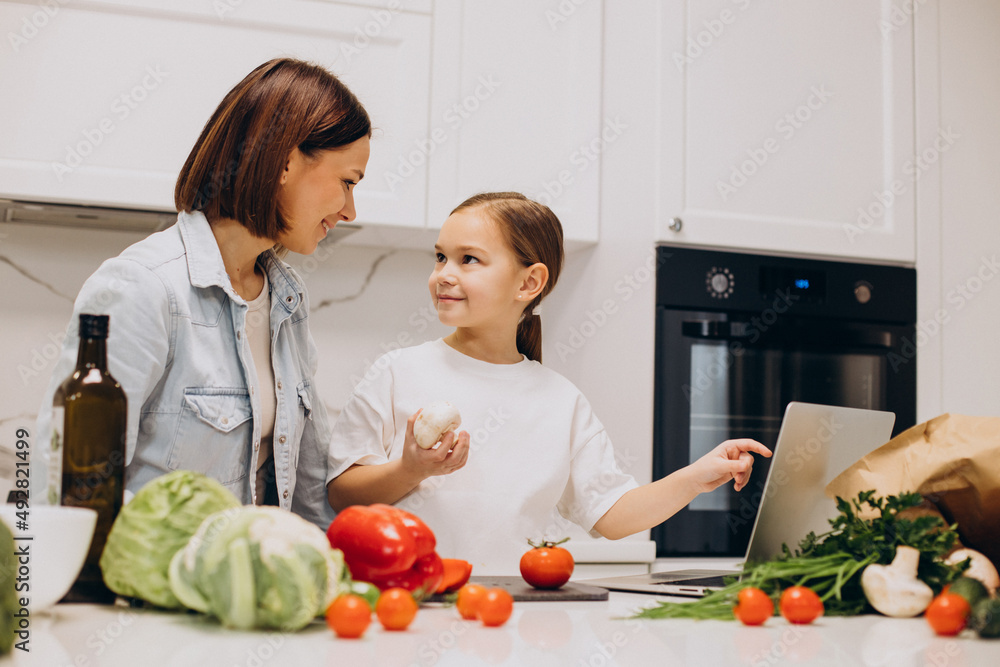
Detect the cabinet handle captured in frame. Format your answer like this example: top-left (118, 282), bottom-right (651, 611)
top-left (667, 217), bottom-right (683, 232)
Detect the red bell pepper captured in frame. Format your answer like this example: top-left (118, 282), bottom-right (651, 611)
top-left (327, 504), bottom-right (444, 596)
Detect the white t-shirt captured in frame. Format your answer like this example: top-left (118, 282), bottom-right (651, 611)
top-left (327, 339), bottom-right (638, 575)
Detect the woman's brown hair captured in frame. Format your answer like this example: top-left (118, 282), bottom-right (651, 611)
top-left (451, 192), bottom-right (564, 363)
top-left (175, 58), bottom-right (371, 239)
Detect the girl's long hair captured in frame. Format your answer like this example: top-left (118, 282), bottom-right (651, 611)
top-left (450, 192), bottom-right (564, 363)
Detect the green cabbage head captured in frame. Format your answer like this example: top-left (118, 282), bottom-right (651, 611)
top-left (168, 506), bottom-right (347, 631)
top-left (99, 470), bottom-right (240, 608)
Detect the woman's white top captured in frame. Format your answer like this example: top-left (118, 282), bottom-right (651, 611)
top-left (327, 339), bottom-right (638, 575)
top-left (245, 271), bottom-right (276, 503)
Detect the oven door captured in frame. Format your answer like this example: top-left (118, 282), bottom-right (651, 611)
top-left (651, 308), bottom-right (916, 557)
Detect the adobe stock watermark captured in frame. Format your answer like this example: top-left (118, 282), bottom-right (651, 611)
top-left (554, 245), bottom-right (664, 363)
top-left (7, 0), bottom-right (71, 53)
top-left (532, 116), bottom-right (628, 207)
top-left (683, 288), bottom-right (801, 401)
top-left (672, 0), bottom-right (757, 71)
top-left (400, 405), bottom-right (511, 513)
top-left (879, 0), bottom-right (928, 37)
top-left (843, 127), bottom-right (959, 244)
top-left (18, 270), bottom-right (131, 386)
top-left (544, 0), bottom-right (594, 31)
top-left (888, 253), bottom-right (999, 372)
top-left (727, 415), bottom-right (841, 535)
top-left (577, 618), bottom-right (645, 667)
top-left (383, 75), bottom-right (502, 192)
top-left (716, 85), bottom-right (833, 202)
top-left (536, 446), bottom-right (642, 540)
top-left (51, 65), bottom-right (169, 182)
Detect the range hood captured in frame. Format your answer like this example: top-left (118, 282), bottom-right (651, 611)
top-left (0, 199), bottom-right (360, 243)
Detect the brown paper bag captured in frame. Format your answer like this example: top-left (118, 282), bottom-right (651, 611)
top-left (826, 413), bottom-right (1000, 567)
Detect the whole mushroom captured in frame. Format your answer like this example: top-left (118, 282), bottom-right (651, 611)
top-left (861, 545), bottom-right (934, 617)
top-left (945, 548), bottom-right (1000, 595)
top-left (413, 401), bottom-right (462, 450)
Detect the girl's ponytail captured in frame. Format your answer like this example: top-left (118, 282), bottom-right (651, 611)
top-left (516, 305), bottom-right (543, 363)
top-left (450, 192), bottom-right (564, 364)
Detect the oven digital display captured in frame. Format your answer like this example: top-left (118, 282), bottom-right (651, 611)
top-left (760, 267), bottom-right (826, 304)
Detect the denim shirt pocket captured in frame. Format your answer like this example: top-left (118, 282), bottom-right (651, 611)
top-left (168, 387), bottom-right (253, 484)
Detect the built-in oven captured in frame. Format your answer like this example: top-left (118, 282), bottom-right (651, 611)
top-left (652, 246), bottom-right (916, 557)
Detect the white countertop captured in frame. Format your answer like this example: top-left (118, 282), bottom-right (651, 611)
top-left (8, 591), bottom-right (1000, 667)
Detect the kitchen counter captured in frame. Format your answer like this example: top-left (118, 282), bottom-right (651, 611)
top-left (7, 592), bottom-right (999, 667)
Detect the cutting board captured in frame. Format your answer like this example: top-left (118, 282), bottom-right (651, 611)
top-left (429, 576), bottom-right (608, 602)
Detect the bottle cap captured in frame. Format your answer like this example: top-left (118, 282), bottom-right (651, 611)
top-left (79, 314), bottom-right (110, 339)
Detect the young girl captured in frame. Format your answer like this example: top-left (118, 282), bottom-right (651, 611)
top-left (326, 192), bottom-right (770, 574)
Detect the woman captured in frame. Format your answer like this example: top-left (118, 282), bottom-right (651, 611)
top-left (35, 58), bottom-right (370, 528)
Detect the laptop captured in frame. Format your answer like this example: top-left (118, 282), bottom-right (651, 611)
top-left (579, 402), bottom-right (895, 596)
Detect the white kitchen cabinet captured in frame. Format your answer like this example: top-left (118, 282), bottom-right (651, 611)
top-left (425, 0), bottom-right (604, 245)
top-left (914, 0), bottom-right (1000, 420)
top-left (655, 0), bottom-right (916, 264)
top-left (0, 0), bottom-right (431, 228)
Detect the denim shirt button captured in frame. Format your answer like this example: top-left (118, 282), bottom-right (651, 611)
top-left (276, 380), bottom-right (282, 390)
top-left (254, 441), bottom-right (259, 450)
top-left (236, 330), bottom-right (241, 340)
top-left (282, 490), bottom-right (289, 499)
top-left (278, 435), bottom-right (286, 445)
top-left (285, 296), bottom-right (294, 304)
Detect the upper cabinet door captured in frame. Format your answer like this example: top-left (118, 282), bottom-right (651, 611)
top-left (656, 1), bottom-right (916, 264)
top-left (426, 0), bottom-right (603, 245)
top-left (0, 0), bottom-right (431, 228)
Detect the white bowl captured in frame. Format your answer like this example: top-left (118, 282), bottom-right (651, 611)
top-left (0, 505), bottom-right (97, 612)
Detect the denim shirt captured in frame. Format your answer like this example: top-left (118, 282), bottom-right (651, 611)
top-left (33, 211), bottom-right (336, 530)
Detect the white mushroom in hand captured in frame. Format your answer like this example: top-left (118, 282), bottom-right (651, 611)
top-left (413, 401), bottom-right (462, 450)
top-left (861, 545), bottom-right (934, 617)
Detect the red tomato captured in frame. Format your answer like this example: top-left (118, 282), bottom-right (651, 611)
top-left (456, 583), bottom-right (487, 620)
top-left (478, 588), bottom-right (514, 627)
top-left (733, 587), bottom-right (774, 626)
top-left (376, 587), bottom-right (419, 631)
top-left (779, 586), bottom-right (824, 625)
top-left (925, 592), bottom-right (971, 636)
top-left (519, 539), bottom-right (575, 589)
top-left (326, 594), bottom-right (372, 639)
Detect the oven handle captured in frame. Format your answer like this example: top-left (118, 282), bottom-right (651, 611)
top-left (681, 319), bottom-right (895, 348)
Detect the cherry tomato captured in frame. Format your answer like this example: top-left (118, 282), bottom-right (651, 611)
top-left (733, 587), bottom-right (774, 626)
top-left (478, 588), bottom-right (514, 627)
top-left (925, 592), bottom-right (971, 636)
top-left (376, 587), bottom-right (418, 631)
top-left (325, 594), bottom-right (372, 639)
top-left (519, 539), bottom-right (575, 589)
top-left (779, 586), bottom-right (824, 625)
top-left (456, 583), bottom-right (488, 620)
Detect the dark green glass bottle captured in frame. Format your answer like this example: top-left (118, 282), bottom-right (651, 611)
top-left (53, 314), bottom-right (126, 603)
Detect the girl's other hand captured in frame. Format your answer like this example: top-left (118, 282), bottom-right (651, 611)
top-left (401, 410), bottom-right (470, 480)
top-left (688, 439), bottom-right (771, 493)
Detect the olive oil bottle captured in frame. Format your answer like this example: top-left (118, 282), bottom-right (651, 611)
top-left (52, 314), bottom-right (127, 603)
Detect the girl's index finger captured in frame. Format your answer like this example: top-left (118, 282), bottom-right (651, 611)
top-left (727, 439), bottom-right (772, 458)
